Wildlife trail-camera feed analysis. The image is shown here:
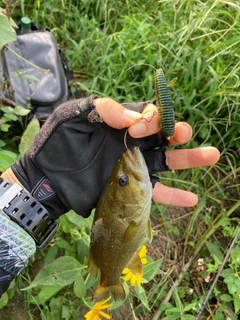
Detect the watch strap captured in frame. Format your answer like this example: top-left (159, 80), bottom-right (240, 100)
top-left (0, 178), bottom-right (58, 249)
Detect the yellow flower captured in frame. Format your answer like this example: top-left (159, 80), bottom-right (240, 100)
top-left (84, 296), bottom-right (113, 320)
top-left (122, 245), bottom-right (147, 286)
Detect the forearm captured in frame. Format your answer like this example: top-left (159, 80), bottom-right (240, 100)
top-left (1, 168), bottom-right (24, 186)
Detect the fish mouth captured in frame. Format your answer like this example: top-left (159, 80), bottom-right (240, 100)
top-left (123, 146), bottom-right (147, 181)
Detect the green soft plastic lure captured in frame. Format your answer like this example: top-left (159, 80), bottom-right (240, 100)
top-left (154, 68), bottom-right (175, 139)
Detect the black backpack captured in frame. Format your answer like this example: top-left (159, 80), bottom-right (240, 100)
top-left (0, 21), bottom-right (74, 126)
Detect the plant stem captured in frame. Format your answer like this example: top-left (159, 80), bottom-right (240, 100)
top-left (196, 225), bottom-right (240, 319)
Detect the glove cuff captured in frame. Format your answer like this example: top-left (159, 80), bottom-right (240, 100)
top-left (12, 156), bottom-right (67, 220)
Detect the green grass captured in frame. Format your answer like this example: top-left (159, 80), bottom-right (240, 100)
top-left (0, 0), bottom-right (240, 319)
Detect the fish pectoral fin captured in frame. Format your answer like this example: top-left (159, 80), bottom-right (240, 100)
top-left (88, 250), bottom-right (99, 279)
top-left (93, 283), bottom-right (125, 302)
top-left (147, 218), bottom-right (153, 242)
top-left (123, 221), bottom-right (140, 241)
top-left (127, 251), bottom-right (142, 276)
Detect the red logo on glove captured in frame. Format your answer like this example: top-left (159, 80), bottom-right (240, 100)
top-left (42, 183), bottom-right (54, 192)
top-left (33, 178), bottom-right (56, 201)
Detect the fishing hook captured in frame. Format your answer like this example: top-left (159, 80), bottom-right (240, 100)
top-left (123, 111), bottom-right (157, 150)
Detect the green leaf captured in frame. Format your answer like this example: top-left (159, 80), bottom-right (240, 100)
top-left (48, 297), bottom-right (63, 318)
top-left (215, 309), bottom-right (225, 320)
top-left (14, 106), bottom-right (31, 116)
top-left (55, 238), bottom-right (75, 251)
top-left (166, 307), bottom-right (181, 314)
top-left (221, 268), bottom-right (235, 278)
top-left (22, 256), bottom-right (83, 290)
top-left (0, 292), bottom-right (8, 309)
top-left (3, 113), bottom-right (18, 121)
top-left (234, 297), bottom-right (240, 314)
top-left (0, 13), bottom-right (16, 50)
top-left (224, 276), bottom-right (235, 283)
top-left (134, 285), bottom-right (150, 311)
top-left (220, 294), bottom-right (233, 302)
top-left (0, 140), bottom-right (6, 148)
top-left (73, 272), bottom-right (86, 299)
top-left (19, 117), bottom-right (40, 154)
top-left (1, 106), bottom-right (14, 114)
top-left (227, 282), bottom-right (238, 294)
top-left (0, 124), bottom-right (11, 132)
top-left (205, 241), bottom-right (223, 261)
top-left (36, 285), bottom-right (62, 305)
top-left (44, 245), bottom-right (59, 265)
top-left (183, 302), bottom-right (197, 312)
top-left (0, 150), bottom-right (17, 170)
top-left (234, 278), bottom-right (240, 287)
top-left (142, 258), bottom-right (163, 282)
top-left (66, 210), bottom-right (93, 230)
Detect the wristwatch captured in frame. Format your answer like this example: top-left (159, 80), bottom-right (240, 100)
top-left (0, 178), bottom-right (58, 249)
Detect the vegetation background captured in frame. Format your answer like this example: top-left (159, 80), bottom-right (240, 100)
top-left (0, 0), bottom-right (239, 319)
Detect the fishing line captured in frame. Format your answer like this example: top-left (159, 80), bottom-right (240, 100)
top-left (124, 129), bottom-right (129, 150)
top-left (115, 63), bottom-right (156, 80)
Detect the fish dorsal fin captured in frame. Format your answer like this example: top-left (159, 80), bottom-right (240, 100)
top-left (147, 218), bottom-right (153, 243)
top-left (127, 251), bottom-right (142, 276)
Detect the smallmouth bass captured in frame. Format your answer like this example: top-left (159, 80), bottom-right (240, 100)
top-left (88, 146), bottom-right (152, 301)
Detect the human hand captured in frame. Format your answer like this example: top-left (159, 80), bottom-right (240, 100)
top-left (95, 98), bottom-right (220, 207)
top-left (8, 96), bottom-right (166, 219)
top-left (8, 95), bottom-right (219, 221)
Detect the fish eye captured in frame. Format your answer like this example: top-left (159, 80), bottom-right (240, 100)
top-left (118, 175), bottom-right (128, 186)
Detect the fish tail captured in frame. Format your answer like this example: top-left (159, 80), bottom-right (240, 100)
top-left (93, 283), bottom-right (125, 302)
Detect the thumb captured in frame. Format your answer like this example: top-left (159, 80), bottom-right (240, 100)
top-left (94, 97), bottom-right (142, 129)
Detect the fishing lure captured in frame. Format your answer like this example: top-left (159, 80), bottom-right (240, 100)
top-left (154, 68), bottom-right (175, 139)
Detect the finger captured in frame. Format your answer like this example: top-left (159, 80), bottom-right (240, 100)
top-left (94, 97), bottom-right (142, 129)
top-left (128, 104), bottom-right (160, 137)
top-left (95, 99), bottom-right (194, 146)
top-left (166, 147), bottom-right (220, 170)
top-left (128, 109), bottom-right (193, 144)
top-left (152, 181), bottom-right (198, 207)
top-left (168, 122), bottom-right (193, 145)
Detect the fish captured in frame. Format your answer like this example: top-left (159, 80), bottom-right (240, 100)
top-left (88, 146), bottom-right (152, 302)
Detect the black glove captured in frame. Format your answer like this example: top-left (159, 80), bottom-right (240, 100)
top-left (12, 95), bottom-right (169, 219)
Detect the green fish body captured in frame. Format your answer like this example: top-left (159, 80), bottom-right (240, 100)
top-left (88, 146), bottom-right (152, 301)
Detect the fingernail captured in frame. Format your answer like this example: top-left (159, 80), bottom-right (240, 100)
top-left (129, 122), bottom-right (146, 137)
top-left (123, 109), bottom-right (141, 120)
top-left (182, 124), bottom-right (191, 140)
